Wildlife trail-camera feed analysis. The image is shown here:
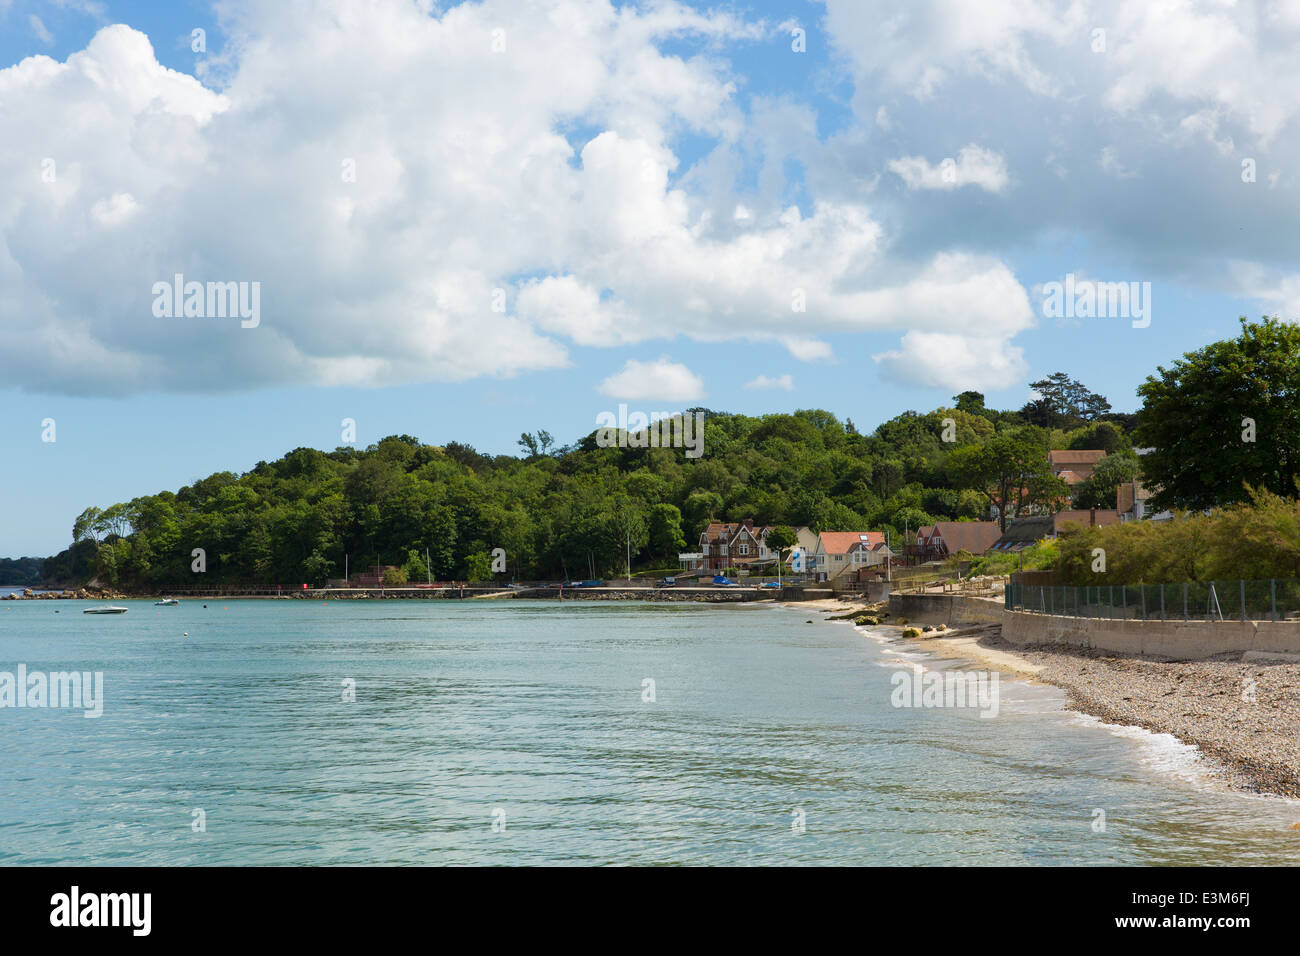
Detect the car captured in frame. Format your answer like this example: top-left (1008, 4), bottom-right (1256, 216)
top-left (711, 575), bottom-right (740, 587)
top-left (759, 581), bottom-right (781, 589)
top-left (655, 577), bottom-right (677, 588)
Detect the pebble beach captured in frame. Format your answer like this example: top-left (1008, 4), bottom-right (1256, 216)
top-left (802, 597), bottom-right (1300, 800)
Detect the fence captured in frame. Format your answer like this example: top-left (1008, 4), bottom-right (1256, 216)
top-left (1005, 578), bottom-right (1300, 622)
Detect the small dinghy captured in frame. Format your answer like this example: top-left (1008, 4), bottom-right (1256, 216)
top-left (83, 606), bottom-right (128, 614)
top-left (154, 598), bottom-right (179, 606)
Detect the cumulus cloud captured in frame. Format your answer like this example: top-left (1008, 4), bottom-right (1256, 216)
top-left (888, 145), bottom-right (1009, 192)
top-left (597, 357), bottom-right (705, 402)
top-left (743, 373), bottom-right (794, 390)
top-left (0, 0), bottom-right (1044, 397)
top-left (873, 331), bottom-right (1028, 391)
top-left (821, 0), bottom-right (1300, 309)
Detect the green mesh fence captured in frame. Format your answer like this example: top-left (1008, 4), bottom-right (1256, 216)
top-left (1004, 578), bottom-right (1300, 622)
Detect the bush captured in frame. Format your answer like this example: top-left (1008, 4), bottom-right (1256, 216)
top-left (382, 567), bottom-right (408, 586)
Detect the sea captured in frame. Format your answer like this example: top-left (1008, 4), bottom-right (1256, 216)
top-left (0, 597), bottom-right (1296, 865)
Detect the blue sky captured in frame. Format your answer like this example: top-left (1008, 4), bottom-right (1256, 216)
top-left (3, 0), bottom-right (1297, 556)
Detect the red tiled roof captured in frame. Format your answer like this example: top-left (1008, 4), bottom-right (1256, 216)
top-left (820, 531), bottom-right (885, 554)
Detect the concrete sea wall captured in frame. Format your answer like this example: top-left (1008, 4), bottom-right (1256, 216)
top-left (888, 593), bottom-right (1300, 660)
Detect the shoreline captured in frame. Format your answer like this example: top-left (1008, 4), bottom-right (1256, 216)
top-left (803, 597), bottom-right (1300, 801)
top-left (18, 586), bottom-right (1300, 800)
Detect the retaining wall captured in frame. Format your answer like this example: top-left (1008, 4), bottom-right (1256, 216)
top-left (888, 592), bottom-right (1300, 660)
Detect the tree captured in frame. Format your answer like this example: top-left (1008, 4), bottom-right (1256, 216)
top-left (382, 566), bottom-right (408, 586)
top-left (465, 552), bottom-right (493, 582)
top-left (1135, 317), bottom-right (1300, 511)
top-left (517, 433), bottom-right (540, 457)
top-left (1021, 372), bottom-right (1112, 430)
top-left (402, 548), bottom-right (429, 583)
top-left (765, 525), bottom-right (798, 574)
top-left (1072, 452), bottom-right (1141, 509)
top-left (947, 434), bottom-right (1068, 531)
top-left (647, 504), bottom-right (686, 561)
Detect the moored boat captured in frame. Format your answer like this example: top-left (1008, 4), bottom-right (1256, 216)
top-left (154, 598), bottom-right (179, 606)
top-left (83, 606), bottom-right (128, 614)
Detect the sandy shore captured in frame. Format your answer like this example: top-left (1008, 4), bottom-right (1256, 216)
top-left (807, 598), bottom-right (1300, 799)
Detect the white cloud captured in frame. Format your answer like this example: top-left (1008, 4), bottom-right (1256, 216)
top-left (780, 337), bottom-right (833, 362)
top-left (29, 15), bottom-right (53, 46)
top-left (90, 192), bottom-right (139, 227)
top-left (888, 145), bottom-right (1009, 192)
top-left (873, 331), bottom-right (1028, 391)
top-left (0, 2), bottom-right (1043, 397)
top-left (743, 373), bottom-right (794, 390)
top-left (597, 357), bottom-right (705, 402)
top-left (1229, 261), bottom-right (1300, 322)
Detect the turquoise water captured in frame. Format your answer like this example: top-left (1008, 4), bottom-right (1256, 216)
top-left (0, 598), bottom-right (1297, 865)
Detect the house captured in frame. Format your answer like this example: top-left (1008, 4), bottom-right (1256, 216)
top-left (1117, 479), bottom-right (1173, 522)
top-left (690, 519), bottom-right (777, 572)
top-left (990, 509), bottom-right (1121, 552)
top-left (808, 531), bottom-right (894, 584)
top-left (914, 521), bottom-right (1001, 561)
top-left (1048, 449), bottom-right (1107, 486)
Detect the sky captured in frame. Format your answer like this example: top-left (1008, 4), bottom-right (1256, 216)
top-left (2, 0), bottom-right (1297, 556)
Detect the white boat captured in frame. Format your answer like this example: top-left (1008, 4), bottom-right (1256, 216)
top-left (154, 598), bottom-right (179, 606)
top-left (83, 606), bottom-right (128, 614)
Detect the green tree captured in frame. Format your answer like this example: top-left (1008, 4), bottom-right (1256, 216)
top-left (947, 434), bottom-right (1068, 531)
top-left (647, 504), bottom-right (686, 561)
top-left (1072, 452), bottom-right (1141, 509)
top-left (465, 552), bottom-right (493, 582)
top-left (765, 525), bottom-right (797, 574)
top-left (1135, 317), bottom-right (1300, 511)
top-left (1022, 372), bottom-right (1112, 430)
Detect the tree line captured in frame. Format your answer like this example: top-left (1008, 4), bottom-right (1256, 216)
top-left (40, 317), bottom-right (1297, 588)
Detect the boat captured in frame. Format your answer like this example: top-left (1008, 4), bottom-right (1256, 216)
top-left (83, 606), bottom-right (128, 614)
top-left (154, 598), bottom-right (179, 606)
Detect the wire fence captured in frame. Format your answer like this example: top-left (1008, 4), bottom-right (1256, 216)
top-left (1005, 579), bottom-right (1300, 623)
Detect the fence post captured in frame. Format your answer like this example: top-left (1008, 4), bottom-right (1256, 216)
top-left (1049, 587), bottom-right (1054, 615)
top-left (1109, 585), bottom-right (1114, 620)
top-left (1121, 585), bottom-right (1127, 622)
top-left (1240, 579), bottom-right (1247, 622)
top-left (1160, 583), bottom-right (1165, 621)
top-left (1271, 579), bottom-right (1277, 622)
top-left (1183, 582), bottom-right (1188, 621)
top-left (1140, 584), bottom-right (1146, 620)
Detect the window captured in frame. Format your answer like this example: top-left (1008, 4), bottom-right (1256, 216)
top-left (739, 542), bottom-right (750, 555)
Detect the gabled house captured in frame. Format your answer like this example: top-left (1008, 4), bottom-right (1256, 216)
top-left (914, 521), bottom-right (1001, 561)
top-left (693, 519), bottom-right (776, 571)
top-left (809, 531), bottom-right (894, 584)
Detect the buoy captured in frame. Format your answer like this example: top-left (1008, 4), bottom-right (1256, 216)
top-left (183, 632), bottom-right (188, 637)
